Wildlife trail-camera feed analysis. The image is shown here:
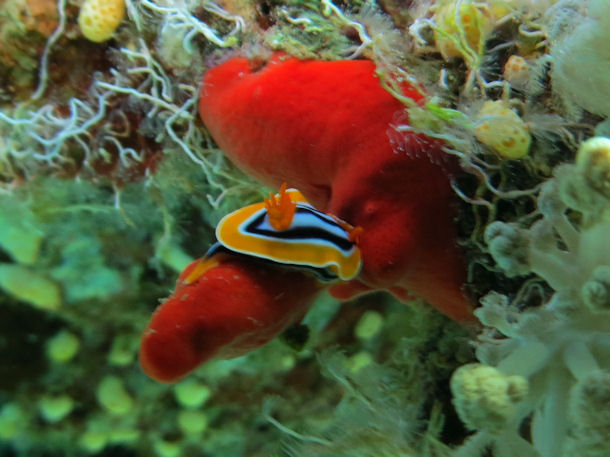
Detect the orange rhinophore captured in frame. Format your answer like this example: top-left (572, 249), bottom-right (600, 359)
top-left (264, 182), bottom-right (297, 231)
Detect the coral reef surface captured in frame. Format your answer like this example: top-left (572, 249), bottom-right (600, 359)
top-left (0, 0), bottom-right (608, 456)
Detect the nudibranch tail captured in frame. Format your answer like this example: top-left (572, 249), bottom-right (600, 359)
top-left (215, 186), bottom-right (362, 282)
top-left (181, 255), bottom-right (221, 285)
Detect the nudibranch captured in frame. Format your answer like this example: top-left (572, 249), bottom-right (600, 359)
top-left (199, 53), bottom-right (474, 322)
top-left (214, 184), bottom-right (362, 282)
top-left (140, 185), bottom-right (361, 383)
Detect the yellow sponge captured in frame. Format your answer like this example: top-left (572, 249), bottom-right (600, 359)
top-left (433, 1), bottom-right (493, 61)
top-left (78, 0), bottom-right (126, 43)
top-left (475, 100), bottom-right (531, 159)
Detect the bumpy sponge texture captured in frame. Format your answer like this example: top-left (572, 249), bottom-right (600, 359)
top-left (78, 0), bottom-right (126, 43)
top-left (475, 100), bottom-right (531, 159)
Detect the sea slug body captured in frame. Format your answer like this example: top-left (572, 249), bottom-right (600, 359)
top-left (215, 185), bottom-right (362, 282)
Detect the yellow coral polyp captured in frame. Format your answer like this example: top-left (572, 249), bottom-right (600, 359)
top-left (475, 100), bottom-right (531, 159)
top-left (78, 0), bottom-right (126, 43)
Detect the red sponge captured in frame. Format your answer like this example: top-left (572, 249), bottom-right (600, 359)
top-left (199, 54), bottom-right (473, 322)
top-left (140, 257), bottom-right (320, 383)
